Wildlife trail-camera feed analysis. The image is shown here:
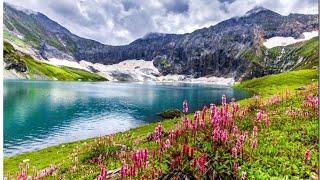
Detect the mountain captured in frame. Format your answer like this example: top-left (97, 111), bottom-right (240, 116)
top-left (4, 3), bottom-right (318, 81)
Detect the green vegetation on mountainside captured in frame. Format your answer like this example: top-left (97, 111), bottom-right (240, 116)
top-left (294, 37), bottom-right (318, 69)
top-left (4, 12), bottom-right (77, 52)
top-left (235, 69), bottom-right (317, 96)
top-left (266, 37), bottom-right (318, 70)
top-left (4, 41), bottom-right (107, 81)
top-left (239, 37), bottom-right (318, 80)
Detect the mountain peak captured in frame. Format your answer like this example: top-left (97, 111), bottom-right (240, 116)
top-left (244, 6), bottom-right (270, 16)
top-left (141, 32), bottom-right (167, 40)
top-left (4, 2), bottom-right (38, 15)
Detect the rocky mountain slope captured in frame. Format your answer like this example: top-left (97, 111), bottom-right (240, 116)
top-left (4, 3), bottom-right (318, 81)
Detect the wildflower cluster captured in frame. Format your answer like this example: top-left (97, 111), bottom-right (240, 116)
top-left (119, 149), bottom-right (149, 178)
top-left (9, 83), bottom-right (318, 179)
top-left (15, 161), bottom-right (56, 180)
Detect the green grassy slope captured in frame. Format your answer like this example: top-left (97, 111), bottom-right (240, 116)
top-left (4, 69), bottom-right (318, 179)
top-left (235, 69), bottom-right (317, 96)
top-left (4, 41), bottom-right (107, 81)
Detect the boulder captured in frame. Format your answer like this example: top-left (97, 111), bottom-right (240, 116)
top-left (157, 109), bottom-right (182, 119)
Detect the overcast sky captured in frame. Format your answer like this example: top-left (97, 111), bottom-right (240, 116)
top-left (5, 0), bottom-right (317, 45)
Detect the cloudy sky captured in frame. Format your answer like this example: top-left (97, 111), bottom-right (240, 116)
top-left (5, 0), bottom-right (317, 45)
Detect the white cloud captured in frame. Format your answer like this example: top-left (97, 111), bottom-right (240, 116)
top-left (4, 0), bottom-right (317, 45)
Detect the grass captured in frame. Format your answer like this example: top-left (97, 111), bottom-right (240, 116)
top-left (24, 57), bottom-right (106, 81)
top-left (4, 117), bottom-right (180, 178)
top-left (239, 86), bottom-right (318, 178)
top-left (4, 68), bottom-right (318, 179)
top-left (267, 48), bottom-right (280, 59)
top-left (3, 30), bottom-right (28, 48)
top-left (4, 41), bottom-right (107, 81)
top-left (234, 69), bottom-right (317, 96)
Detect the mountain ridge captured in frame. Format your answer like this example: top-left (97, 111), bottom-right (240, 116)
top-left (3, 3), bottom-right (318, 80)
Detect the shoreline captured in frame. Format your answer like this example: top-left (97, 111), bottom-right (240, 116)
top-left (4, 70), bottom-right (318, 158)
top-left (4, 69), bottom-right (317, 177)
top-left (3, 75), bottom-right (235, 86)
top-left (4, 69), bottom-right (316, 157)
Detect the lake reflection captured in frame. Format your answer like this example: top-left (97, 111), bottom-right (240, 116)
top-left (4, 80), bottom-right (250, 156)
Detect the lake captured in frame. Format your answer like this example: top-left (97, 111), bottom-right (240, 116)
top-left (4, 80), bottom-right (250, 156)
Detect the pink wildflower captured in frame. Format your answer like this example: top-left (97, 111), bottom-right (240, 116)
top-left (236, 134), bottom-right (245, 149)
top-left (152, 168), bottom-right (156, 179)
top-left (202, 106), bottom-right (208, 121)
top-left (253, 126), bottom-right (258, 137)
top-left (222, 95), bottom-right (227, 105)
top-left (191, 159), bottom-right (197, 168)
top-left (191, 122), bottom-right (197, 134)
top-left (154, 123), bottom-right (163, 142)
top-left (232, 125), bottom-right (238, 137)
top-left (120, 165), bottom-right (128, 178)
top-left (183, 117), bottom-right (190, 130)
top-left (194, 111), bottom-right (200, 123)
top-left (231, 147), bottom-right (237, 159)
top-left (97, 162), bottom-right (107, 180)
top-left (198, 153), bottom-right (207, 174)
top-left (211, 115), bottom-right (219, 128)
top-left (199, 119), bottom-right (205, 128)
top-left (233, 162), bottom-right (239, 173)
top-left (239, 110), bottom-right (245, 121)
top-left (286, 107), bottom-right (296, 117)
top-left (183, 100), bottom-right (188, 113)
top-left (143, 149), bottom-right (149, 161)
top-left (231, 98), bottom-right (239, 113)
top-left (16, 169), bottom-right (27, 180)
top-left (210, 103), bottom-right (216, 114)
top-left (256, 111), bottom-right (263, 121)
top-left (251, 138), bottom-right (257, 149)
top-left (182, 144), bottom-right (190, 156)
top-left (221, 129), bottom-right (228, 143)
top-left (165, 139), bottom-right (171, 148)
top-left (212, 127), bottom-right (220, 143)
top-left (264, 116), bottom-right (270, 128)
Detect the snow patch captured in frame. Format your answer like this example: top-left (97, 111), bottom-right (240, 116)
top-left (80, 60), bottom-right (234, 85)
top-left (263, 31), bottom-right (318, 49)
top-left (39, 58), bottom-right (234, 85)
top-left (157, 75), bottom-right (234, 85)
top-left (82, 60), bottom-right (160, 82)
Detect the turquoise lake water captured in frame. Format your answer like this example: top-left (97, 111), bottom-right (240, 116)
top-left (4, 80), bottom-right (250, 156)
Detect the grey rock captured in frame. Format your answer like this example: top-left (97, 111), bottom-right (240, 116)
top-left (295, 86), bottom-right (306, 90)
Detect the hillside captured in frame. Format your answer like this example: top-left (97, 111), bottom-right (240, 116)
top-left (4, 41), bottom-right (107, 81)
top-left (4, 3), bottom-right (318, 80)
top-left (239, 36), bottom-right (318, 80)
